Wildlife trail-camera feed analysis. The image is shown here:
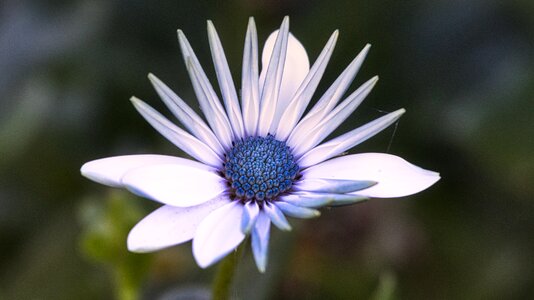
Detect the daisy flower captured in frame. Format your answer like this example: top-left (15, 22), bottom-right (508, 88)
top-left (81, 17), bottom-right (439, 272)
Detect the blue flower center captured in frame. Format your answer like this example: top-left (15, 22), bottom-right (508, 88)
top-left (223, 135), bottom-right (299, 201)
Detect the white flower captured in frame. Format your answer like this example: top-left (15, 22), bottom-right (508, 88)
top-left (81, 17), bottom-right (439, 272)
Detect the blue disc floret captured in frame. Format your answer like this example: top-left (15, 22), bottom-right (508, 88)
top-left (223, 135), bottom-right (299, 202)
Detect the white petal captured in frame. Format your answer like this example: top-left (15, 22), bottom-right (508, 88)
top-left (241, 201), bottom-right (259, 234)
top-left (279, 192), bottom-right (333, 208)
top-left (261, 30), bottom-right (309, 112)
top-left (281, 192), bottom-right (368, 208)
top-left (185, 58), bottom-right (234, 149)
top-left (275, 30), bottom-right (339, 141)
top-left (290, 76), bottom-right (378, 157)
top-left (121, 163), bottom-right (226, 207)
top-left (81, 155), bottom-right (210, 188)
top-left (287, 44), bottom-right (371, 150)
top-left (257, 17), bottom-right (290, 136)
top-left (177, 30), bottom-right (234, 149)
top-left (148, 74), bottom-right (225, 155)
top-left (241, 17), bottom-right (260, 137)
top-left (131, 97), bottom-right (223, 168)
top-left (193, 201), bottom-right (246, 268)
top-left (261, 30), bottom-right (310, 134)
top-left (298, 108), bottom-right (405, 168)
top-left (307, 44), bottom-right (371, 116)
top-left (295, 178), bottom-right (377, 193)
top-left (251, 212), bottom-right (271, 273)
top-left (275, 201), bottom-right (320, 219)
top-left (207, 21), bottom-right (245, 139)
top-left (263, 201), bottom-right (291, 231)
top-left (302, 153), bottom-right (440, 198)
top-left (127, 196), bottom-right (229, 253)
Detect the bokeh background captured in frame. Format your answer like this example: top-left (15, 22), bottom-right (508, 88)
top-left (1, 0), bottom-right (533, 299)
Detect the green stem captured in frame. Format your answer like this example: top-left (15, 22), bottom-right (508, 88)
top-left (115, 268), bottom-right (139, 300)
top-left (211, 243), bottom-right (245, 300)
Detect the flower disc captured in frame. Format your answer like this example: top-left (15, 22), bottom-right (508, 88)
top-left (223, 135), bottom-right (299, 201)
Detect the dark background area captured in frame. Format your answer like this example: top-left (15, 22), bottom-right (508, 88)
top-left (1, 0), bottom-right (533, 299)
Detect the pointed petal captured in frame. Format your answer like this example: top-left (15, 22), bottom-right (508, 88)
top-left (280, 192), bottom-right (368, 208)
top-left (275, 30), bottom-right (339, 141)
top-left (257, 17), bottom-right (290, 136)
top-left (148, 74), bottom-right (224, 155)
top-left (241, 201), bottom-right (259, 234)
top-left (207, 21), bottom-right (245, 139)
top-left (260, 30), bottom-right (310, 134)
top-left (177, 30), bottom-right (234, 148)
top-left (121, 163), bottom-right (226, 207)
top-left (290, 76), bottom-right (378, 157)
top-left (251, 212), bottom-right (271, 273)
top-left (287, 44), bottom-right (371, 149)
top-left (131, 97), bottom-right (223, 167)
top-left (127, 196), bottom-right (229, 252)
top-left (275, 201), bottom-right (320, 219)
top-left (185, 58), bottom-right (234, 149)
top-left (263, 201), bottom-right (291, 231)
top-left (81, 155), bottom-right (211, 188)
top-left (241, 17), bottom-right (260, 136)
top-left (302, 153), bottom-right (440, 198)
top-left (298, 109), bottom-right (405, 168)
top-left (308, 44), bottom-right (371, 116)
top-left (261, 30), bottom-right (309, 113)
top-left (193, 201), bottom-right (246, 268)
top-left (327, 196), bottom-right (369, 206)
top-left (279, 193), bottom-right (333, 208)
top-left (295, 178), bottom-right (377, 193)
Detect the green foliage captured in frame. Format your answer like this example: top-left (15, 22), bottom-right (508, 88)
top-left (79, 191), bottom-right (152, 300)
top-left (371, 272), bottom-right (397, 300)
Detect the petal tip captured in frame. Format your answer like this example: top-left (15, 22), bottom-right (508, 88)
top-left (80, 162), bottom-right (99, 183)
top-left (127, 229), bottom-right (156, 253)
top-left (130, 96), bottom-right (142, 103)
top-left (281, 224), bottom-right (292, 232)
top-left (80, 162), bottom-right (90, 176)
top-left (176, 30), bottom-right (187, 44)
top-left (207, 20), bottom-right (216, 32)
top-left (257, 263), bottom-right (267, 273)
top-left (193, 255), bottom-right (212, 269)
top-left (80, 160), bottom-right (119, 187)
top-left (192, 246), bottom-right (231, 269)
top-left (147, 72), bottom-right (157, 81)
top-left (80, 162), bottom-right (97, 178)
top-left (428, 171), bottom-right (441, 182)
top-left (126, 236), bottom-right (143, 253)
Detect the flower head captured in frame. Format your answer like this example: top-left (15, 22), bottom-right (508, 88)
top-left (81, 17), bottom-right (439, 272)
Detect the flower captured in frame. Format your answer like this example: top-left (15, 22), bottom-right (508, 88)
top-left (81, 17), bottom-right (440, 272)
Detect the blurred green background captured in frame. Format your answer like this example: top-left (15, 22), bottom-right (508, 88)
top-left (1, 0), bottom-right (533, 299)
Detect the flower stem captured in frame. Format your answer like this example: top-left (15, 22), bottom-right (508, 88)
top-left (115, 268), bottom-right (139, 300)
top-left (211, 243), bottom-right (245, 300)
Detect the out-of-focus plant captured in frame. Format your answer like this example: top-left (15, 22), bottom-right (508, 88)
top-left (79, 191), bottom-right (152, 300)
top-left (371, 271), bottom-right (397, 300)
